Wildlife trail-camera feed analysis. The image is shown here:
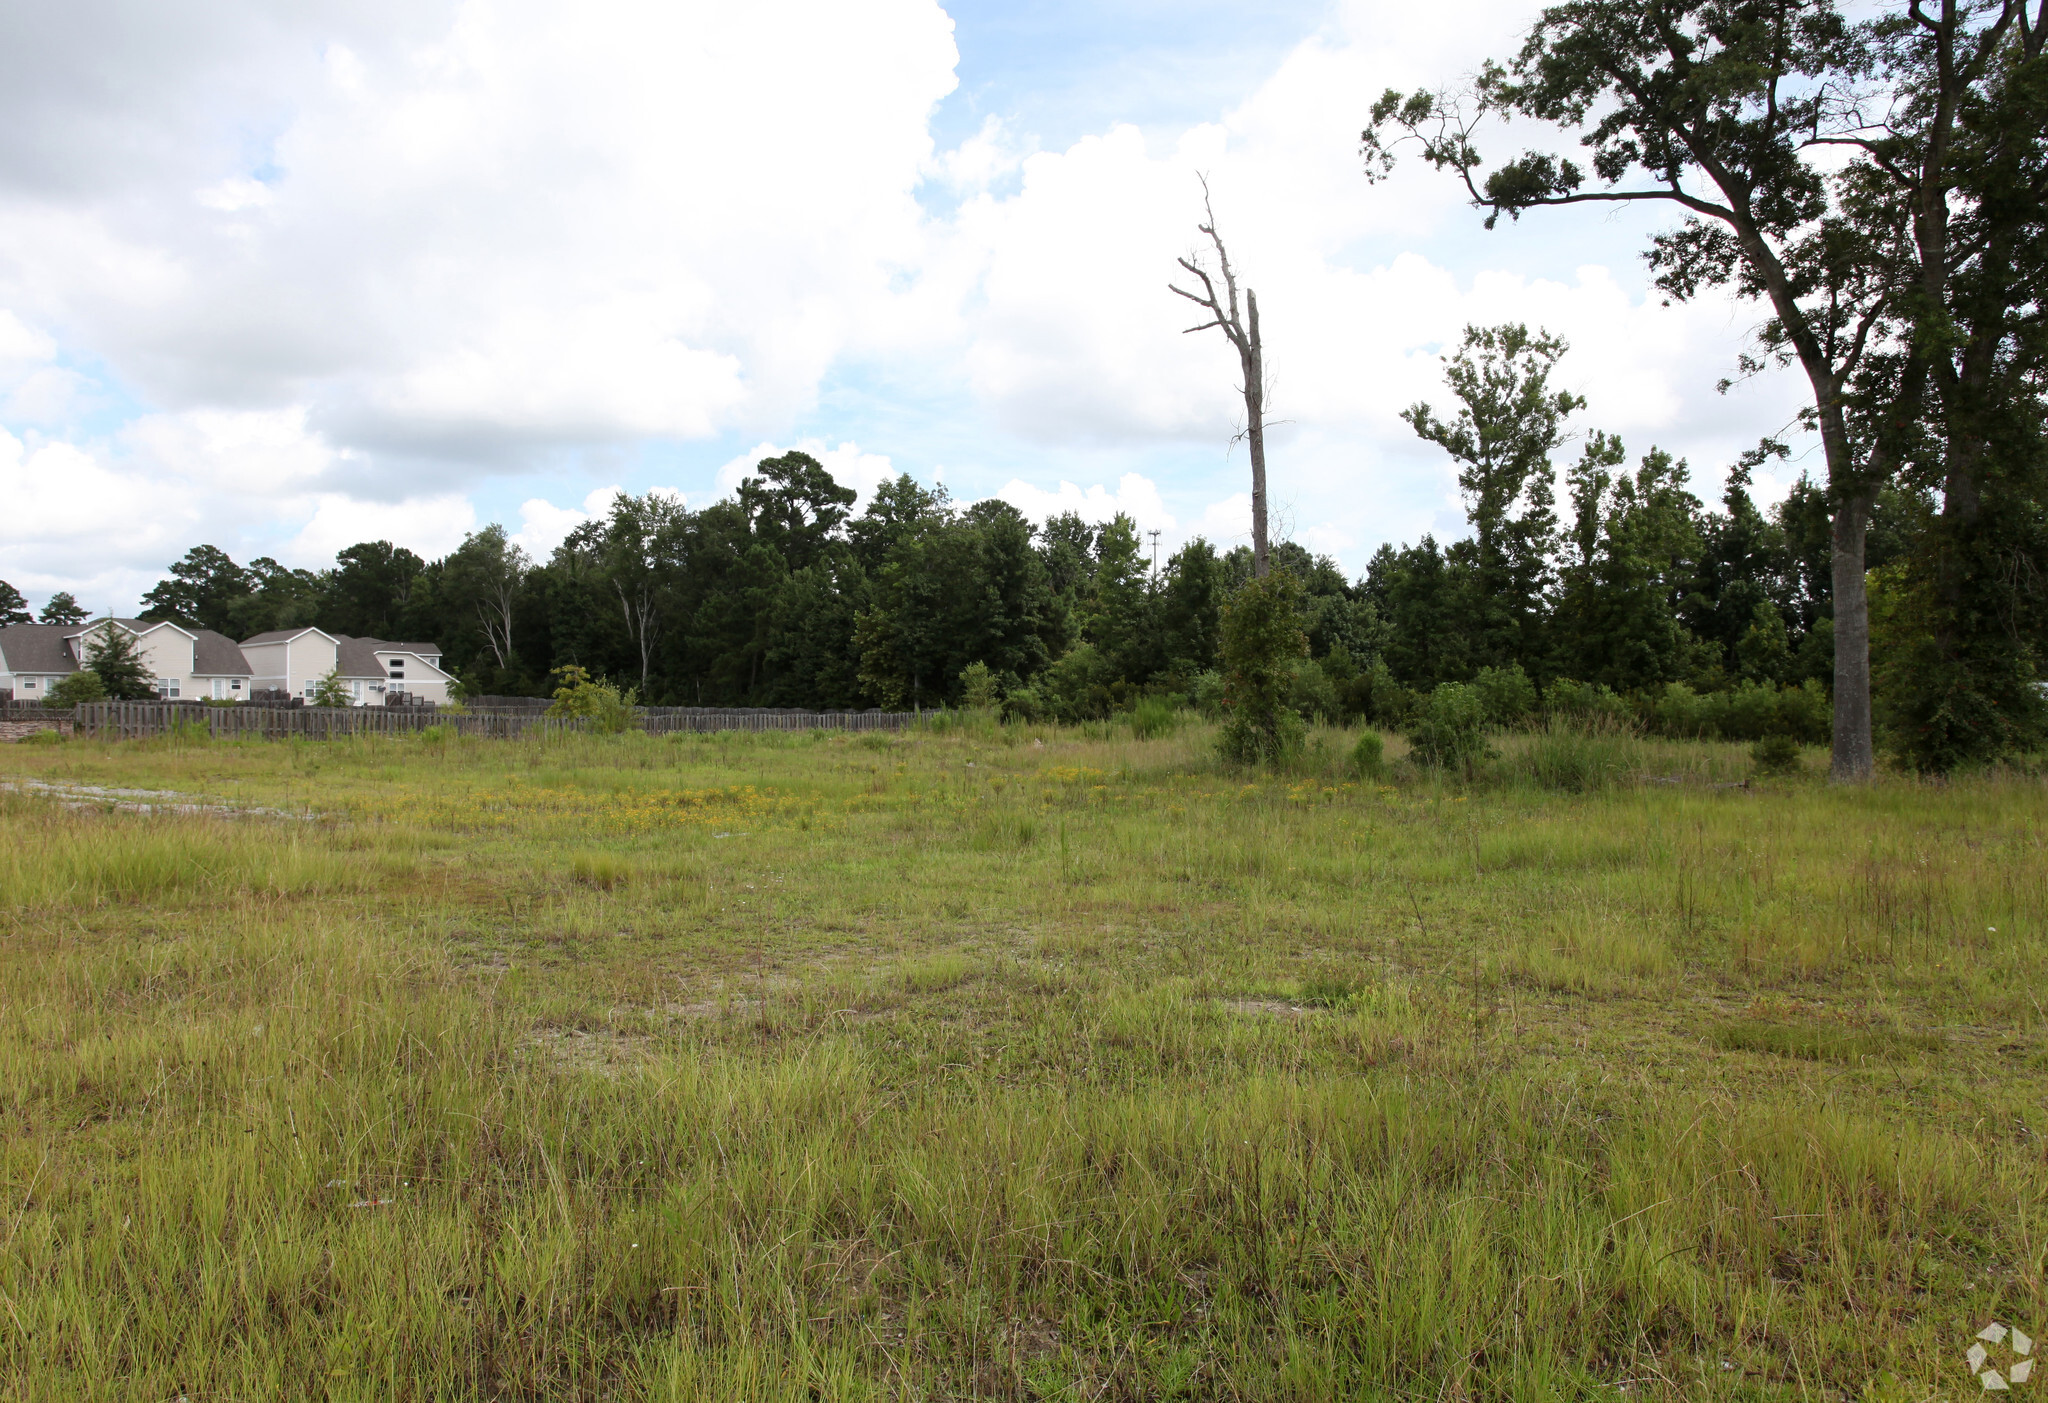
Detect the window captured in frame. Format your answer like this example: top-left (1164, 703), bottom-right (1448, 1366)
top-left (230, 680), bottom-right (242, 692)
top-left (20, 678), bottom-right (35, 690)
top-left (156, 679), bottom-right (180, 699)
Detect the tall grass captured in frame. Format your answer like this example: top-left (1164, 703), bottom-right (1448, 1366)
top-left (0, 727), bottom-right (2043, 1397)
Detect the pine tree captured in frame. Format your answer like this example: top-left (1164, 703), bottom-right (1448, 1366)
top-left (83, 623), bottom-right (155, 700)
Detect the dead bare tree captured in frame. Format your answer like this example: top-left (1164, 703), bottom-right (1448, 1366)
top-left (1169, 177), bottom-right (1270, 577)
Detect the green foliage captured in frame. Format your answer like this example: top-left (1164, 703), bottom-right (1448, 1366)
top-left (1128, 696), bottom-right (1178, 740)
top-left (37, 591), bottom-right (87, 626)
top-left (1406, 682), bottom-right (1492, 770)
top-left (1750, 733), bottom-right (1804, 776)
top-left (957, 661), bottom-right (1000, 712)
top-left (1471, 663), bottom-right (1536, 726)
top-left (1517, 719), bottom-right (1638, 793)
top-left (547, 665), bottom-right (637, 734)
top-left (1544, 678), bottom-right (1631, 725)
top-left (0, 579), bottom-right (30, 627)
top-left (1287, 658), bottom-right (1338, 722)
top-left (83, 624), bottom-right (155, 700)
top-left (310, 670), bottom-right (353, 709)
top-left (1351, 730), bottom-right (1388, 781)
top-left (45, 671), bottom-right (107, 707)
top-left (1217, 570), bottom-right (1308, 766)
top-left (1647, 680), bottom-right (1829, 743)
top-left (1032, 643), bottom-right (1118, 723)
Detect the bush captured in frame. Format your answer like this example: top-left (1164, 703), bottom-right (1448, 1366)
top-left (1750, 733), bottom-right (1803, 775)
top-left (1351, 730), bottom-right (1387, 781)
top-left (1472, 664), bottom-right (1536, 726)
top-left (547, 666), bottom-right (637, 734)
top-left (1128, 696), bottom-right (1178, 740)
top-left (45, 671), bottom-right (106, 707)
top-left (1353, 658), bottom-right (1416, 726)
top-left (1217, 570), bottom-right (1309, 766)
top-left (1545, 678), bottom-right (1631, 725)
top-left (958, 661), bottom-right (1000, 712)
top-left (1039, 644), bottom-right (1118, 723)
top-left (1288, 658), bottom-right (1339, 722)
top-left (1407, 683), bottom-right (1492, 770)
top-left (1190, 670), bottom-right (1227, 719)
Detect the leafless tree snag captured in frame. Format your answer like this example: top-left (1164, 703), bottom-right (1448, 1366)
top-left (1169, 177), bottom-right (1270, 577)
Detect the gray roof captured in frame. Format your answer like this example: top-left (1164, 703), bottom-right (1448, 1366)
top-left (0, 624), bottom-right (80, 675)
top-left (332, 636), bottom-right (391, 679)
top-left (1, 622), bottom-right (253, 678)
top-left (241, 627), bottom-right (330, 646)
top-left (192, 630), bottom-right (253, 677)
top-left (363, 640), bottom-right (443, 657)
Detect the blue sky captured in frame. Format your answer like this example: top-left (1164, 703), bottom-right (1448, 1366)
top-left (0, 0), bottom-right (1814, 613)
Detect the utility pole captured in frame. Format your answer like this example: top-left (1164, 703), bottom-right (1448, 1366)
top-left (1147, 530), bottom-right (1161, 578)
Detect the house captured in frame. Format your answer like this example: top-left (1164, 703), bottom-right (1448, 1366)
top-left (239, 627), bottom-right (453, 705)
top-left (0, 619), bottom-right (255, 702)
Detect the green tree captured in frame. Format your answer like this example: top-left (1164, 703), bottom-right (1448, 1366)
top-left (311, 669), bottom-right (352, 708)
top-left (440, 525), bottom-right (532, 681)
top-left (546, 665), bottom-right (636, 733)
top-left (1845, 0), bottom-right (2048, 769)
top-left (39, 592), bottom-right (87, 626)
top-left (140, 545), bottom-right (252, 634)
top-left (1364, 0), bottom-right (1891, 777)
top-left (323, 542), bottom-right (425, 639)
top-left (1554, 442), bottom-right (1710, 692)
top-left (1217, 569), bottom-right (1308, 764)
top-left (83, 624), bottom-right (154, 700)
top-left (0, 579), bottom-right (30, 627)
top-left (1404, 323), bottom-right (1575, 673)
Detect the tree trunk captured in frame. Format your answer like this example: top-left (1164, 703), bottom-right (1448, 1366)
top-left (1829, 491), bottom-right (1875, 781)
top-left (1245, 290), bottom-right (1269, 578)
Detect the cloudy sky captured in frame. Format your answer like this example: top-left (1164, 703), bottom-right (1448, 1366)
top-left (0, 0), bottom-right (1817, 613)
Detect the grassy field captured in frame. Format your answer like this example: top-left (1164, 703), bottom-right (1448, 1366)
top-left (1, 719), bottom-right (2043, 1400)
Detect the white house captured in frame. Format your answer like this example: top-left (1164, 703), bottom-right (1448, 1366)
top-left (239, 627), bottom-right (453, 705)
top-left (0, 619), bottom-right (255, 701)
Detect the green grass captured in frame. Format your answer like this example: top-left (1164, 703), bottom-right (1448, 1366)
top-left (0, 722), bottom-right (2043, 1400)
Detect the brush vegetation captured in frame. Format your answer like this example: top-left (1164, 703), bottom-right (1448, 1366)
top-left (1, 721), bottom-right (2043, 1400)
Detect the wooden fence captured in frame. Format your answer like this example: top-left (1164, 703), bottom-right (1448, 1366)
top-left (55, 701), bottom-right (921, 742)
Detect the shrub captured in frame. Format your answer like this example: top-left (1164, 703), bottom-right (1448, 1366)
top-left (547, 666), bottom-right (637, 734)
top-left (1750, 733), bottom-right (1802, 775)
top-left (311, 669), bottom-right (353, 709)
top-left (1545, 677), bottom-right (1631, 725)
top-left (1217, 570), bottom-right (1309, 766)
top-left (1351, 730), bottom-right (1387, 781)
top-left (45, 671), bottom-right (106, 707)
top-left (1039, 644), bottom-right (1117, 723)
top-left (1472, 664), bottom-right (1536, 726)
top-left (1407, 683), bottom-right (1492, 769)
top-left (958, 661), bottom-right (1000, 711)
top-left (1189, 670), bottom-right (1227, 719)
top-left (1288, 658), bottom-right (1339, 722)
top-left (1129, 696), bottom-right (1178, 740)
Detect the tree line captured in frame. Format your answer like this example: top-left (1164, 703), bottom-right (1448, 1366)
top-left (7, 321), bottom-right (1959, 759)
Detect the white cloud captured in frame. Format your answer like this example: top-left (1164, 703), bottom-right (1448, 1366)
top-left (510, 485), bottom-right (624, 558)
top-left (994, 473), bottom-right (1176, 535)
top-left (0, 0), bottom-right (962, 469)
top-left (0, 0), bottom-right (1827, 600)
top-left (287, 492), bottom-right (477, 566)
